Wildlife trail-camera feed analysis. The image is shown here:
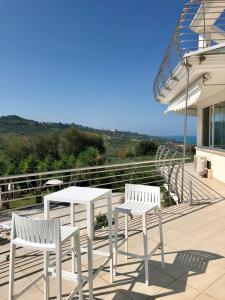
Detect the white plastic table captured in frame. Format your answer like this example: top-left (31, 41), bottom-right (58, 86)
top-left (44, 186), bottom-right (113, 300)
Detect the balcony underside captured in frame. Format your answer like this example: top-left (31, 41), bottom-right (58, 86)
top-left (160, 48), bottom-right (225, 115)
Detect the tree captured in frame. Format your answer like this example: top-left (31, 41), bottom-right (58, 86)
top-left (59, 127), bottom-right (87, 157)
top-left (52, 155), bottom-right (77, 170)
top-left (84, 133), bottom-right (105, 154)
top-left (0, 125), bottom-right (106, 175)
top-left (0, 159), bottom-right (8, 175)
top-left (76, 147), bottom-right (105, 167)
top-left (135, 140), bottom-right (157, 156)
top-left (36, 159), bottom-right (50, 172)
top-left (5, 135), bottom-right (30, 163)
top-left (19, 155), bottom-right (37, 173)
top-left (58, 127), bottom-right (105, 157)
top-left (31, 133), bottom-right (60, 161)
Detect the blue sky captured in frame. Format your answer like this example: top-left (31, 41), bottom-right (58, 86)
top-left (0, 0), bottom-right (196, 136)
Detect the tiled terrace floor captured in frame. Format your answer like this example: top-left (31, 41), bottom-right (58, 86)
top-left (1, 165), bottom-right (225, 299)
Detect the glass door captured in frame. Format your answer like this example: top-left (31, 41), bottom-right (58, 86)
top-left (214, 102), bottom-right (225, 149)
top-left (209, 106), bottom-right (214, 147)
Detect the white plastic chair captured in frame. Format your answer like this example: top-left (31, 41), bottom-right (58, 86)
top-left (9, 213), bottom-right (83, 300)
top-left (114, 184), bottom-right (164, 286)
top-left (0, 222), bottom-right (11, 236)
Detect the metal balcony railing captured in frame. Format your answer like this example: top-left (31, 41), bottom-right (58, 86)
top-left (0, 152), bottom-right (187, 213)
top-left (153, 0), bottom-right (225, 101)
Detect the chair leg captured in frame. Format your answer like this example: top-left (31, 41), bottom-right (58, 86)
top-left (44, 251), bottom-right (49, 300)
top-left (158, 210), bottom-right (165, 269)
top-left (74, 231), bottom-right (83, 300)
top-left (113, 209), bottom-right (119, 277)
top-left (55, 245), bottom-right (62, 300)
top-left (142, 213), bottom-right (149, 286)
top-left (125, 213), bottom-right (128, 260)
top-left (91, 203), bottom-right (95, 239)
top-left (9, 243), bottom-right (16, 300)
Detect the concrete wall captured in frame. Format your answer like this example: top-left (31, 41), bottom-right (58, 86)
top-left (196, 147), bottom-right (225, 183)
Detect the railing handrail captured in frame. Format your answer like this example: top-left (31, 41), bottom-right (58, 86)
top-left (0, 157), bottom-right (188, 181)
top-left (0, 147), bottom-right (192, 213)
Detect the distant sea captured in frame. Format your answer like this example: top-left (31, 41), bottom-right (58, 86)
top-left (162, 136), bottom-right (196, 145)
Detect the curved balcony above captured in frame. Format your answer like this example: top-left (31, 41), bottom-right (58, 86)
top-left (153, 0), bottom-right (225, 104)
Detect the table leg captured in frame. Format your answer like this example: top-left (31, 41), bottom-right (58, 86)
top-left (91, 203), bottom-right (95, 239)
top-left (87, 204), bottom-right (94, 300)
top-left (70, 203), bottom-right (76, 273)
top-left (108, 192), bottom-right (113, 283)
top-left (44, 199), bottom-right (50, 219)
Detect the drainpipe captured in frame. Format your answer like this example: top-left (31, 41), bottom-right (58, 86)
top-left (181, 57), bottom-right (191, 203)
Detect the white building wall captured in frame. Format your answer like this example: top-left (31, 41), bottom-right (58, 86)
top-left (196, 87), bottom-right (225, 183)
top-left (197, 88), bottom-right (225, 110)
top-left (196, 108), bottom-right (202, 147)
top-left (196, 148), bottom-right (225, 183)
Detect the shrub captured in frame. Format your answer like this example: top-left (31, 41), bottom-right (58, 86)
top-left (161, 186), bottom-right (176, 207)
top-left (76, 147), bottom-right (105, 167)
top-left (117, 148), bottom-right (134, 159)
top-left (95, 213), bottom-right (108, 229)
top-left (58, 127), bottom-right (105, 157)
top-left (135, 140), bottom-right (157, 156)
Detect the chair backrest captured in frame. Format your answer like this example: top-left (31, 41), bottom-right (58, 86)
top-left (125, 184), bottom-right (161, 208)
top-left (11, 213), bottom-right (60, 247)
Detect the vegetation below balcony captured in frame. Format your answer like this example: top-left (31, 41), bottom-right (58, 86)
top-left (0, 115), bottom-right (164, 176)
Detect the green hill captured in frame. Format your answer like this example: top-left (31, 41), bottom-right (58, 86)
top-left (0, 115), bottom-right (68, 135)
top-left (0, 115), bottom-right (165, 163)
top-left (0, 115), bottom-right (155, 141)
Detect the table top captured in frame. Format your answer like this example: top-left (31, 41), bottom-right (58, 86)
top-left (44, 186), bottom-right (111, 204)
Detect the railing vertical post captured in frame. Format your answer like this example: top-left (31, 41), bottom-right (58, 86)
top-left (188, 179), bottom-right (193, 206)
top-left (181, 57), bottom-right (190, 203)
top-left (162, 149), bottom-right (171, 179)
top-left (0, 186), bottom-right (2, 210)
top-left (203, 1), bottom-right (206, 48)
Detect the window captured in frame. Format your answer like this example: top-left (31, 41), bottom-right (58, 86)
top-left (203, 101), bottom-right (225, 149)
top-left (214, 102), bottom-right (225, 148)
top-left (209, 106), bottom-right (214, 147)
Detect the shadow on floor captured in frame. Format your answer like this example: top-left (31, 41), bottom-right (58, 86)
top-left (1, 247), bottom-right (224, 299)
top-left (143, 250), bottom-right (223, 299)
top-left (86, 249), bottom-right (224, 300)
top-left (112, 289), bottom-right (155, 300)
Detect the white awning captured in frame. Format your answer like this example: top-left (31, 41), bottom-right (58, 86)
top-left (164, 86), bottom-right (202, 113)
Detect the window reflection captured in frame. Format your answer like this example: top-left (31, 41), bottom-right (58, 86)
top-left (214, 102), bottom-right (225, 149)
top-left (203, 101), bottom-right (225, 149)
top-left (209, 106), bottom-right (213, 147)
